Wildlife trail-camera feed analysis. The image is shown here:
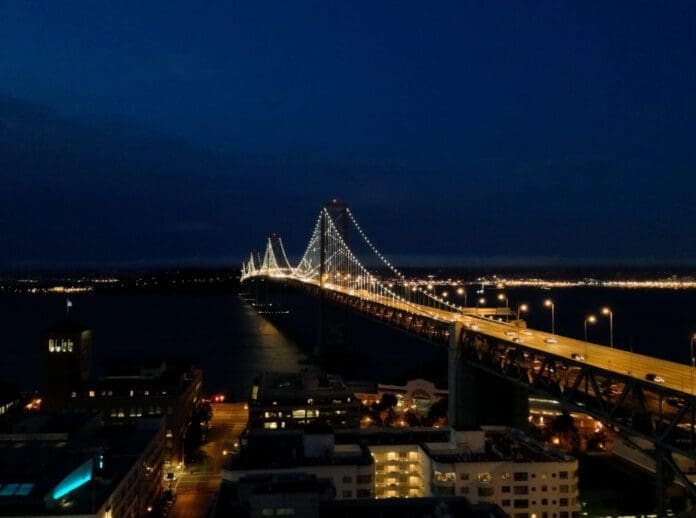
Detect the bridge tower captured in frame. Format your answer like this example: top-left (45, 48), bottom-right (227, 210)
top-left (316, 199), bottom-right (351, 359)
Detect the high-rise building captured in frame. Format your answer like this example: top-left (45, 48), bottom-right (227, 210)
top-left (40, 320), bottom-right (92, 411)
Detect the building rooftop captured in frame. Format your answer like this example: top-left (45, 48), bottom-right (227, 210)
top-left (0, 416), bottom-right (163, 516)
top-left (335, 427), bottom-right (450, 446)
top-left (71, 358), bottom-right (201, 397)
top-left (225, 429), bottom-right (373, 471)
top-left (253, 369), bottom-right (354, 403)
top-left (423, 427), bottom-right (575, 464)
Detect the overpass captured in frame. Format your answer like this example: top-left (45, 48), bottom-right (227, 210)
top-left (241, 200), bottom-right (696, 514)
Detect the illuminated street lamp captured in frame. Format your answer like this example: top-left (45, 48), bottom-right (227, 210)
top-left (516, 304), bottom-right (528, 327)
top-left (544, 299), bottom-right (555, 336)
top-left (584, 315), bottom-right (597, 342)
top-left (601, 307), bottom-right (614, 348)
top-left (497, 293), bottom-right (509, 321)
top-left (476, 297), bottom-right (486, 315)
top-left (442, 291), bottom-right (449, 298)
top-left (456, 286), bottom-right (468, 307)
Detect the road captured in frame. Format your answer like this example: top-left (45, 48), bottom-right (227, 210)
top-left (293, 279), bottom-right (696, 397)
top-left (168, 402), bottom-right (248, 518)
top-left (459, 313), bottom-right (696, 396)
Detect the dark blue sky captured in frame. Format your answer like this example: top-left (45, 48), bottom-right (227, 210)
top-left (2, 1), bottom-right (696, 268)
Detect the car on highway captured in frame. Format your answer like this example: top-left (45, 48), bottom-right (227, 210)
top-left (521, 330), bottom-right (533, 336)
top-left (504, 330), bottom-right (516, 336)
top-left (512, 337), bottom-right (523, 343)
top-left (570, 353), bottom-right (585, 361)
top-left (667, 397), bottom-right (686, 408)
top-left (544, 337), bottom-right (558, 344)
top-left (602, 383), bottom-right (623, 397)
top-left (645, 373), bottom-right (665, 384)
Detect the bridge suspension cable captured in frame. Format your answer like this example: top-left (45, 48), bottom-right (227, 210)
top-left (241, 204), bottom-right (461, 321)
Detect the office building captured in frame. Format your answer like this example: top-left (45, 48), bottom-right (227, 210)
top-left (67, 359), bottom-right (202, 469)
top-left (39, 320), bottom-right (92, 411)
top-left (0, 413), bottom-right (164, 517)
top-left (249, 370), bottom-right (361, 430)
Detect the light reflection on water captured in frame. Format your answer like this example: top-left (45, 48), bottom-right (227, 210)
top-left (0, 293), bottom-right (307, 399)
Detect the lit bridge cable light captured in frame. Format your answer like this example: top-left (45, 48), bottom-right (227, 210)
top-left (240, 205), bottom-right (461, 322)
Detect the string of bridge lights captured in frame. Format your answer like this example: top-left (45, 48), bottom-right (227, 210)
top-left (294, 212), bottom-right (324, 278)
top-left (344, 208), bottom-right (463, 313)
top-left (320, 208), bottom-right (444, 320)
top-left (242, 207), bottom-right (466, 320)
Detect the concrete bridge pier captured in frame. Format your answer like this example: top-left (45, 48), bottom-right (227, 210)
top-left (448, 321), bottom-right (529, 430)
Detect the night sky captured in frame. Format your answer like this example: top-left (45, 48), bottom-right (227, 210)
top-left (2, 1), bottom-right (696, 269)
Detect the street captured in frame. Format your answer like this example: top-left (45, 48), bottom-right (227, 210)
top-left (167, 401), bottom-right (248, 518)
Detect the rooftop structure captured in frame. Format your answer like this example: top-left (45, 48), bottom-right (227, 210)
top-left (67, 358), bottom-right (202, 469)
top-left (223, 427), bottom-right (374, 501)
top-left (249, 370), bottom-right (361, 430)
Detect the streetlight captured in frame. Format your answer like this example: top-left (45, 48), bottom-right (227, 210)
top-left (498, 293), bottom-right (509, 321)
top-left (516, 304), bottom-right (528, 327)
top-left (601, 307), bottom-right (613, 348)
top-left (544, 299), bottom-right (555, 336)
top-left (456, 286), bottom-right (468, 307)
top-left (584, 315), bottom-right (597, 342)
top-left (476, 297), bottom-right (486, 315)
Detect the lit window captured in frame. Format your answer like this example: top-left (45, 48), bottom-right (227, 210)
top-left (88, 391), bottom-right (95, 398)
top-left (264, 422), bottom-right (278, 429)
top-left (478, 472), bottom-right (492, 483)
top-left (434, 471), bottom-right (455, 482)
top-left (292, 409), bottom-right (306, 419)
top-left (129, 390), bottom-right (134, 397)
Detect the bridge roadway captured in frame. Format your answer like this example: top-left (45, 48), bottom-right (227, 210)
top-left (311, 280), bottom-right (696, 397)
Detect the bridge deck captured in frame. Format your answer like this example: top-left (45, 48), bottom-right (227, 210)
top-left (253, 274), bottom-right (694, 397)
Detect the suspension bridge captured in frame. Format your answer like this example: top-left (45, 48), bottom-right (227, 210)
top-left (241, 200), bottom-right (696, 513)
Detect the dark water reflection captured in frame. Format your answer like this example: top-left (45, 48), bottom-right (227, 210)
top-left (3, 286), bottom-right (696, 398)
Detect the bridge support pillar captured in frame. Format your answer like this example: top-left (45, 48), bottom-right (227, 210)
top-left (448, 322), bottom-right (478, 429)
top-left (448, 323), bottom-right (529, 430)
